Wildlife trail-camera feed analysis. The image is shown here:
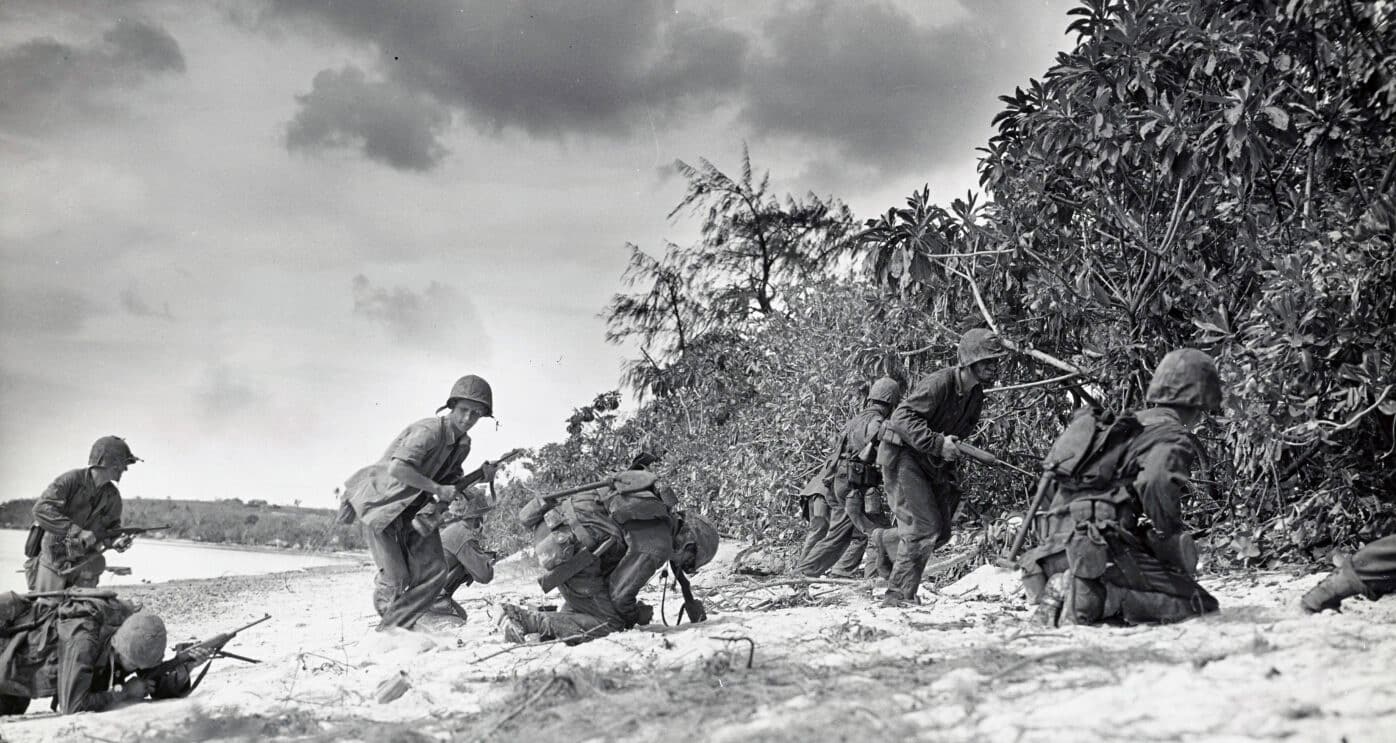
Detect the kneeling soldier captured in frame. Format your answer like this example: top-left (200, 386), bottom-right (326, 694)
top-left (1020, 349), bottom-right (1223, 626)
top-left (1302, 535), bottom-right (1396, 612)
top-left (500, 463), bottom-right (718, 644)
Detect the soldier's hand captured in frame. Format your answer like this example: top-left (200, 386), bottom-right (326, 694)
top-left (76, 530), bottom-right (99, 550)
top-left (113, 534), bottom-right (135, 553)
top-left (121, 677), bottom-right (153, 701)
top-left (183, 645), bottom-right (215, 665)
top-left (940, 436), bottom-right (961, 462)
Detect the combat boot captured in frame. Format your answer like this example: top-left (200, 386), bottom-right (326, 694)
top-left (1301, 562), bottom-right (1368, 613)
top-left (498, 603), bottom-right (547, 642)
top-left (1031, 572), bottom-right (1067, 627)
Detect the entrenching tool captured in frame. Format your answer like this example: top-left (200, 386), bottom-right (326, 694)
top-left (538, 537), bottom-right (617, 592)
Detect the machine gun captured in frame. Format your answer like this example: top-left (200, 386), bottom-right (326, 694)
top-left (59, 525), bottom-right (171, 578)
top-left (140, 614), bottom-right (271, 693)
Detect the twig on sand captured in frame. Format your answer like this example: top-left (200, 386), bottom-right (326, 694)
top-left (715, 577), bottom-right (866, 596)
top-left (989, 650), bottom-right (1076, 681)
top-left (479, 676), bottom-right (565, 739)
top-left (469, 626), bottom-right (608, 664)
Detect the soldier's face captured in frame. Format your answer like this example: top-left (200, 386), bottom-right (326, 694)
top-left (449, 401), bottom-right (488, 431)
top-left (970, 358), bottom-right (1000, 384)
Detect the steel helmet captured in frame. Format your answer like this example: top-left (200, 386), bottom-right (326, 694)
top-left (88, 436), bottom-right (140, 468)
top-left (1146, 348), bottom-right (1223, 412)
top-left (438, 375), bottom-right (493, 416)
top-left (678, 512), bottom-right (719, 572)
top-left (958, 329), bottom-right (1006, 367)
top-left (867, 377), bottom-right (903, 407)
top-left (111, 612), bottom-right (167, 670)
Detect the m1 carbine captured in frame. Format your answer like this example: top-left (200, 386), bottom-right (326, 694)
top-left (141, 614), bottom-right (271, 693)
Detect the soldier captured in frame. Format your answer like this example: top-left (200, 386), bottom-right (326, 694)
top-left (0, 590), bottom-right (212, 715)
top-left (1301, 535), bottom-right (1396, 612)
top-left (1019, 348), bottom-right (1222, 626)
top-left (341, 375), bottom-right (498, 630)
top-left (798, 377), bottom-right (903, 578)
top-left (427, 485), bottom-right (500, 621)
top-left (499, 458), bottom-right (719, 645)
top-left (878, 330), bottom-right (1004, 607)
top-left (795, 465), bottom-right (834, 562)
top-left (26, 437), bottom-right (141, 592)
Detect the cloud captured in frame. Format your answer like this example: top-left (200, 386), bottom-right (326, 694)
top-left (0, 18), bottom-right (185, 133)
top-left (742, 0), bottom-right (1071, 171)
top-left (270, 0), bottom-right (747, 167)
top-left (194, 364), bottom-right (263, 419)
top-left (285, 66), bottom-right (453, 171)
top-left (119, 286), bottom-right (175, 320)
top-left (0, 282), bottom-right (100, 335)
top-left (350, 274), bottom-right (491, 355)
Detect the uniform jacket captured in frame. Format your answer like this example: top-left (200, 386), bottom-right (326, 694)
top-left (882, 366), bottom-right (984, 472)
top-left (32, 469), bottom-right (122, 569)
top-left (345, 417), bottom-right (471, 532)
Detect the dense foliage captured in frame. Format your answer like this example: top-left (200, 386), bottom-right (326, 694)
top-left (528, 0), bottom-right (1396, 570)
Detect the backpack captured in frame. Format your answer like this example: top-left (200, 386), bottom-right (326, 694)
top-left (1043, 408), bottom-right (1144, 496)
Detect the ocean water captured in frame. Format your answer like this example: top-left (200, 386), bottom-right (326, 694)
top-left (0, 529), bottom-right (359, 592)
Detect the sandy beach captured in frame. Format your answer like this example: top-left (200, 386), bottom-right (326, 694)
top-left (2, 544), bottom-right (1394, 742)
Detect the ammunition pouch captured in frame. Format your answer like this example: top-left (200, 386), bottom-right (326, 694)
top-left (842, 456), bottom-right (882, 489)
top-left (863, 488), bottom-right (885, 515)
top-left (23, 525), bottom-right (42, 559)
top-left (1063, 498), bottom-right (1120, 580)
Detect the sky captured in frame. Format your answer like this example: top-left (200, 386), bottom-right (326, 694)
top-left (0, 0), bottom-right (1077, 507)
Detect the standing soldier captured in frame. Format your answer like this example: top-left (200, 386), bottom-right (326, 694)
top-left (341, 375), bottom-right (497, 630)
top-left (798, 377), bottom-right (903, 578)
top-left (1301, 535), bottom-right (1396, 612)
top-left (26, 437), bottom-right (141, 591)
top-left (878, 329), bottom-right (1004, 607)
top-left (499, 451), bottom-right (719, 644)
top-left (795, 465), bottom-right (835, 563)
top-left (1020, 349), bottom-right (1223, 626)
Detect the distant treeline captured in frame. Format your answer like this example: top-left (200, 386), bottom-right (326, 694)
top-left (0, 497), bottom-right (367, 552)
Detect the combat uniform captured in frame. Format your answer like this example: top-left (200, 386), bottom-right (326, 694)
top-left (29, 469), bottom-right (124, 592)
top-left (880, 366), bottom-right (985, 602)
top-left (796, 465), bottom-right (834, 561)
top-left (0, 593), bottom-right (192, 715)
top-left (344, 416), bottom-right (471, 629)
top-left (504, 472), bottom-right (717, 644)
top-left (799, 395), bottom-right (897, 578)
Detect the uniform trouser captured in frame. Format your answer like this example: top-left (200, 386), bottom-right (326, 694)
top-left (798, 472), bottom-right (872, 577)
top-left (531, 561), bottom-right (624, 644)
top-left (29, 552), bottom-right (105, 592)
top-left (865, 527), bottom-right (899, 579)
top-left (799, 496), bottom-right (831, 560)
top-left (1033, 547), bottom-right (1219, 625)
top-left (1349, 535), bottom-right (1396, 598)
top-left (885, 449), bottom-right (960, 600)
top-left (364, 509), bottom-right (448, 629)
top-left (441, 542), bottom-right (495, 598)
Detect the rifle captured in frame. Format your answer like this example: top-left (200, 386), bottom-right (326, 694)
top-left (954, 441), bottom-right (1037, 479)
top-left (140, 614), bottom-right (271, 693)
top-left (59, 525), bottom-right (172, 578)
top-left (995, 473), bottom-right (1052, 568)
top-left (668, 561), bottom-right (707, 624)
top-left (455, 448), bottom-right (528, 493)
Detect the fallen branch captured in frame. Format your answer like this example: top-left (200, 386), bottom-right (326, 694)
top-left (479, 676), bottom-right (565, 740)
top-left (987, 372), bottom-right (1083, 393)
top-left (469, 625), bottom-right (608, 664)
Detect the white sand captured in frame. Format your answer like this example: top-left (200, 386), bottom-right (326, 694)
top-left (1, 546), bottom-right (1392, 742)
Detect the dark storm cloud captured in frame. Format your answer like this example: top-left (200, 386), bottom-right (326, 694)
top-left (743, 0), bottom-right (1071, 170)
top-left (350, 275), bottom-right (491, 356)
top-left (270, 0), bottom-right (747, 166)
top-left (286, 66), bottom-right (451, 171)
top-left (0, 18), bottom-right (185, 133)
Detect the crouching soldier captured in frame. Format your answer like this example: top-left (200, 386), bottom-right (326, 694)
top-left (427, 486), bottom-right (500, 621)
top-left (0, 589), bottom-right (212, 715)
top-left (799, 377), bottom-right (903, 579)
top-left (499, 468), bottom-right (719, 645)
top-left (1020, 349), bottom-right (1223, 626)
top-left (1302, 535), bottom-right (1396, 612)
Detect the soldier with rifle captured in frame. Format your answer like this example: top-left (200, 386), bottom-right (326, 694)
top-left (498, 445), bottom-right (719, 644)
top-left (877, 329), bottom-right (1005, 607)
top-left (798, 377), bottom-right (903, 578)
top-left (24, 436), bottom-right (143, 591)
top-left (1019, 349), bottom-right (1222, 626)
top-left (338, 375), bottom-right (502, 630)
top-left (0, 588), bottom-right (265, 715)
